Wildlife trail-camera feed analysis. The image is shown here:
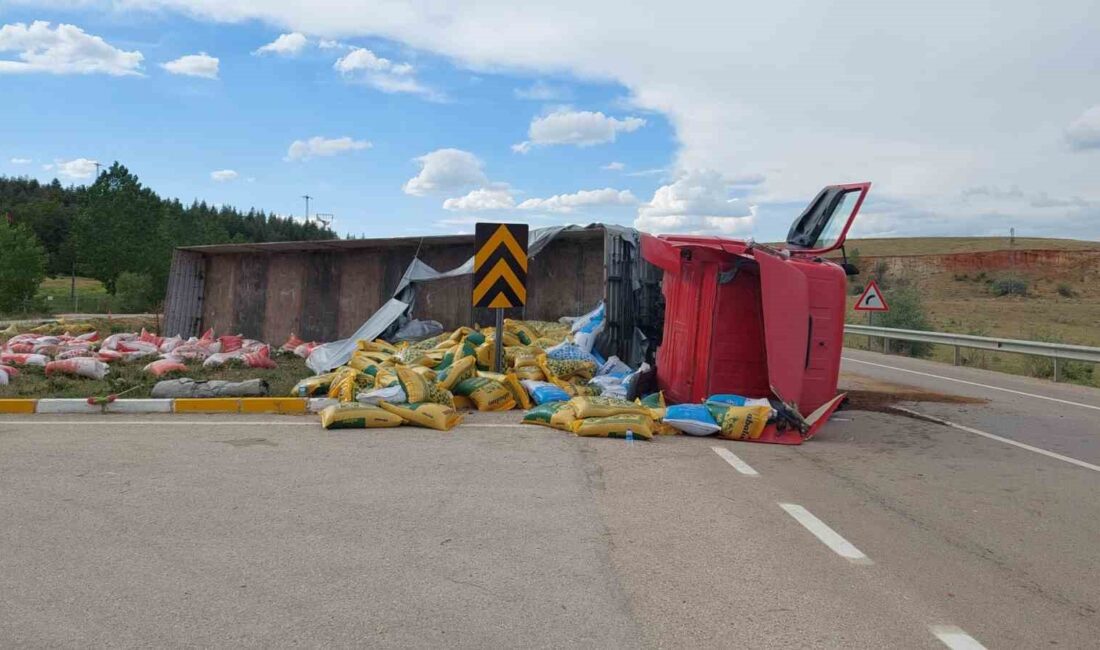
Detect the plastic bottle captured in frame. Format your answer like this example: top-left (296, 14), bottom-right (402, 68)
top-left (625, 428), bottom-right (635, 446)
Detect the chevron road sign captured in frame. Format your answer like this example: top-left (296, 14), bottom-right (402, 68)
top-left (473, 223), bottom-right (528, 309)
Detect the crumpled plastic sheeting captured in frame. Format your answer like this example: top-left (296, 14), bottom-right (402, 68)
top-left (305, 298), bottom-right (409, 374)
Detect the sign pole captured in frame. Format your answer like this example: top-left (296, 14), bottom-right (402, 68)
top-left (494, 308), bottom-right (504, 373)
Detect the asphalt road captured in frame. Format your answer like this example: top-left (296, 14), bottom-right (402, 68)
top-left (1, 358), bottom-right (1098, 647)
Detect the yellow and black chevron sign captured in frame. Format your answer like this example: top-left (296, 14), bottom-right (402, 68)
top-left (473, 223), bottom-right (528, 308)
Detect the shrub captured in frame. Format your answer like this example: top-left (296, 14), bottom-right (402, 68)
top-left (1056, 283), bottom-right (1077, 298)
top-left (990, 277), bottom-right (1028, 297)
top-left (115, 271), bottom-right (155, 313)
top-left (0, 222), bottom-right (47, 313)
top-left (876, 285), bottom-right (933, 357)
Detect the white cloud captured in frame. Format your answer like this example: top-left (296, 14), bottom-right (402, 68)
top-left (318, 39), bottom-right (348, 50)
top-left (403, 148), bottom-right (488, 196)
top-left (635, 170), bottom-right (755, 235)
top-left (161, 52), bottom-right (218, 79)
top-left (10, 157), bottom-right (31, 164)
top-left (334, 47), bottom-right (435, 98)
top-left (0, 21), bottom-right (143, 76)
top-left (1066, 105), bottom-right (1100, 151)
top-left (285, 136), bottom-right (371, 161)
top-left (602, 161), bottom-right (625, 171)
top-left (515, 109), bottom-right (645, 152)
top-left (254, 32), bottom-right (308, 56)
top-left (112, 1), bottom-right (1100, 239)
top-left (50, 158), bottom-right (98, 180)
top-left (514, 80), bottom-right (570, 101)
top-left (518, 188), bottom-right (637, 213)
top-left (442, 188), bottom-right (516, 211)
top-left (210, 169), bottom-right (238, 182)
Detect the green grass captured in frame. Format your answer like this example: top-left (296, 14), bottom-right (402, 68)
top-left (0, 354), bottom-right (312, 399)
top-left (36, 276), bottom-right (116, 314)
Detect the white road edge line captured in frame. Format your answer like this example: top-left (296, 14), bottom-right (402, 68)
top-left (0, 420), bottom-right (530, 429)
top-left (778, 503), bottom-right (872, 564)
top-left (843, 357), bottom-right (1100, 412)
top-left (892, 406), bottom-right (1100, 474)
top-left (711, 446), bottom-right (759, 476)
top-left (930, 625), bottom-right (987, 650)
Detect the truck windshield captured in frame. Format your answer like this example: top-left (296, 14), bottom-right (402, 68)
top-left (814, 189), bottom-right (861, 250)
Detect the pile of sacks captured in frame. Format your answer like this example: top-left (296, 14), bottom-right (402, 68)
top-left (521, 392), bottom-right (777, 442)
top-left (311, 316), bottom-right (622, 432)
top-left (0, 325), bottom-right (287, 384)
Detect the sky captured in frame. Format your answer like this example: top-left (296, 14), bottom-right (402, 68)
top-left (2, 0), bottom-right (1099, 242)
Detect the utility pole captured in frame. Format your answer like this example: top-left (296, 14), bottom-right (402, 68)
top-left (302, 194), bottom-right (313, 223)
top-left (93, 161), bottom-right (103, 177)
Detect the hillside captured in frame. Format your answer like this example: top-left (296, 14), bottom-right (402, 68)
top-left (837, 236), bottom-right (1100, 257)
top-left (840, 237), bottom-right (1100, 386)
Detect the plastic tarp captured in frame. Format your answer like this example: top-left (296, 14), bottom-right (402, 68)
top-left (306, 298), bottom-right (409, 373)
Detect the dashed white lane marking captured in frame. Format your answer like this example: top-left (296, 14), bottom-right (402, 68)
top-left (844, 357), bottom-right (1100, 412)
top-left (930, 625), bottom-right (987, 649)
top-left (711, 446), bottom-right (758, 476)
top-left (778, 503), bottom-right (872, 564)
top-left (893, 406), bottom-right (1100, 474)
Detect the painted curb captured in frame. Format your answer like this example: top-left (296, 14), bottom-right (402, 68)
top-left (0, 399), bottom-right (38, 414)
top-left (36, 399), bottom-right (100, 414)
top-left (1, 397), bottom-right (312, 415)
top-left (106, 399), bottom-right (174, 414)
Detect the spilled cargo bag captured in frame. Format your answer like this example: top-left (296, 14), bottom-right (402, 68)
top-left (379, 402), bottom-right (463, 431)
top-left (143, 359), bottom-right (188, 377)
top-left (452, 395), bottom-right (475, 410)
top-left (513, 365), bottom-right (545, 381)
top-left (437, 356), bottom-right (478, 391)
top-left (356, 384), bottom-right (407, 405)
top-left (537, 354), bottom-right (597, 382)
top-left (291, 372), bottom-right (339, 397)
top-left (570, 413), bottom-right (654, 440)
top-left (396, 365), bottom-right (433, 403)
top-left (662, 404), bottom-right (721, 436)
top-left (638, 391), bottom-right (666, 410)
top-left (320, 403), bottom-right (404, 429)
top-left (44, 358), bottom-right (109, 380)
top-left (569, 395), bottom-right (652, 419)
top-left (521, 401), bottom-right (578, 432)
top-left (478, 371), bottom-right (531, 408)
top-left (705, 403), bottom-right (772, 441)
top-left (453, 377), bottom-right (516, 411)
top-left (520, 379), bottom-right (570, 405)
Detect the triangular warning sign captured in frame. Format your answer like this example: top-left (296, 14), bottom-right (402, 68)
top-left (854, 279), bottom-right (889, 312)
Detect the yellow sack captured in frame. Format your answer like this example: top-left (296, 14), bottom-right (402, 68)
top-left (357, 339), bottom-right (398, 354)
top-left (512, 349), bottom-right (539, 369)
top-left (373, 366), bottom-right (400, 388)
top-left (706, 404), bottom-right (772, 440)
top-left (475, 342), bottom-right (496, 370)
top-left (498, 372), bottom-right (532, 410)
top-left (504, 319), bottom-right (539, 345)
top-left (452, 395), bottom-right (475, 410)
top-left (637, 391), bottom-right (667, 410)
top-left (453, 377), bottom-right (517, 411)
top-left (537, 353), bottom-right (597, 382)
top-left (320, 403), bottom-right (403, 429)
top-left (513, 365), bottom-right (545, 381)
top-left (348, 351), bottom-right (382, 373)
top-left (380, 402), bottom-right (463, 431)
top-left (570, 414), bottom-right (654, 440)
top-left (425, 382), bottom-right (456, 408)
top-left (411, 366), bottom-right (438, 382)
top-left (521, 401), bottom-right (578, 431)
top-left (486, 330), bottom-right (522, 347)
top-left (438, 341), bottom-right (477, 370)
top-left (438, 356), bottom-right (478, 391)
top-left (328, 367), bottom-right (370, 402)
top-left (564, 379), bottom-right (601, 397)
top-left (447, 327), bottom-right (474, 343)
top-left (396, 365), bottom-right (433, 403)
top-left (570, 396), bottom-right (652, 419)
top-left (290, 372), bottom-right (338, 397)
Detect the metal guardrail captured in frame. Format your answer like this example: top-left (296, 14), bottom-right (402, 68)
top-left (844, 324), bottom-right (1100, 382)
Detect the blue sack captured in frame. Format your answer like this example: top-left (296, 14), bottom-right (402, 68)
top-left (662, 404), bottom-right (721, 436)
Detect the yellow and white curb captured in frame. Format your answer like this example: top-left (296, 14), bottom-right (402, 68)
top-left (0, 397), bottom-right (321, 415)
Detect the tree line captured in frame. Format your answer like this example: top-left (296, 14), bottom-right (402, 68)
top-left (0, 163), bottom-right (334, 312)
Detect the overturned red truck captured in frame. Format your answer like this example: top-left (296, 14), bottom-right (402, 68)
top-left (642, 182), bottom-right (871, 444)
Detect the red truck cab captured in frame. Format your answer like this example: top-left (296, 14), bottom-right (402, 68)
top-left (641, 182), bottom-right (871, 444)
